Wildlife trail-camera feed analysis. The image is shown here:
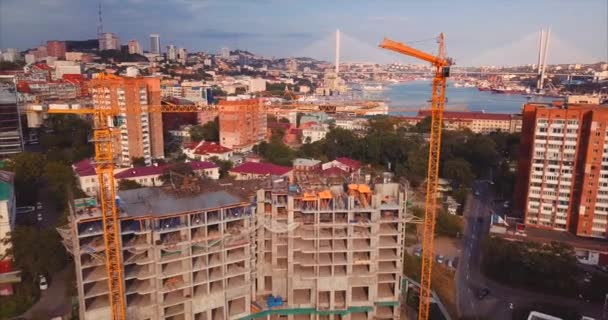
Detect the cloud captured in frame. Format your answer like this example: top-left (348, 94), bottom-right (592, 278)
top-left (188, 29), bottom-right (261, 39)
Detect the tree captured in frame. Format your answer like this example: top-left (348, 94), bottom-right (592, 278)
top-left (414, 116), bottom-right (432, 133)
top-left (4, 226), bottom-right (67, 277)
top-left (435, 211), bottom-right (463, 237)
top-left (190, 117), bottom-right (219, 142)
top-left (131, 157), bottom-right (146, 167)
top-left (209, 157), bottom-right (233, 178)
top-left (118, 179), bottom-right (143, 190)
top-left (442, 158), bottom-right (474, 187)
top-left (278, 117), bottom-right (290, 124)
top-left (42, 162), bottom-right (78, 211)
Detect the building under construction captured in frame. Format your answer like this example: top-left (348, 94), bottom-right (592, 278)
top-left (60, 181), bottom-right (407, 320)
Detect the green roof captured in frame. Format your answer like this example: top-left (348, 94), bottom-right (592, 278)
top-left (0, 181), bottom-right (12, 201)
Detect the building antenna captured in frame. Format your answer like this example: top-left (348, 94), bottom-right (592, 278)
top-left (97, 2), bottom-right (104, 36)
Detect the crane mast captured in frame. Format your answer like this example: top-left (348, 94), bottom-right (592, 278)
top-left (379, 34), bottom-right (450, 320)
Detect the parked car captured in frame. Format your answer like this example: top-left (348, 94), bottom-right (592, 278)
top-left (36, 201), bottom-right (43, 210)
top-left (477, 288), bottom-right (490, 300)
top-left (413, 248), bottom-right (422, 257)
top-left (436, 255), bottom-right (445, 264)
top-left (38, 275), bottom-right (48, 291)
top-left (474, 191), bottom-right (480, 196)
top-left (503, 201), bottom-right (510, 208)
top-left (37, 212), bottom-right (43, 222)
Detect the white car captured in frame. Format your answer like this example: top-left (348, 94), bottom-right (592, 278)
top-left (37, 212), bottom-right (43, 222)
top-left (39, 275), bottom-right (48, 291)
top-left (36, 201), bottom-right (43, 210)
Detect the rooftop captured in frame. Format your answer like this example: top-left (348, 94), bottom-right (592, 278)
top-left (417, 110), bottom-right (512, 121)
top-left (230, 162), bottom-right (292, 176)
top-left (74, 159), bottom-right (217, 179)
top-left (118, 187), bottom-right (246, 217)
top-left (335, 157), bottom-right (362, 170)
top-left (186, 141), bottom-right (233, 155)
top-left (293, 158), bottom-right (321, 167)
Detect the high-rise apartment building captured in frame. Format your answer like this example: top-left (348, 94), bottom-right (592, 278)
top-left (0, 76), bottom-right (23, 156)
top-left (515, 102), bottom-right (608, 239)
top-left (64, 182), bottom-right (406, 320)
top-left (177, 48), bottom-right (187, 64)
top-left (219, 99), bottom-right (266, 152)
top-left (88, 76), bottom-right (163, 167)
top-left (128, 40), bottom-right (143, 55)
top-left (150, 34), bottom-right (161, 54)
top-left (220, 47), bottom-right (230, 59)
top-left (99, 32), bottom-right (120, 51)
top-left (46, 40), bottom-right (67, 59)
top-left (167, 45), bottom-right (177, 61)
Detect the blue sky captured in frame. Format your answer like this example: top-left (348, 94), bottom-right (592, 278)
top-left (0, 0), bottom-right (606, 66)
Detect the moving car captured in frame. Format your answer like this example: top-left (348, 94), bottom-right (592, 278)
top-left (39, 275), bottom-right (48, 291)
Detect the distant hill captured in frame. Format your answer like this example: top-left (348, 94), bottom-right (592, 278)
top-left (66, 39), bottom-right (99, 52)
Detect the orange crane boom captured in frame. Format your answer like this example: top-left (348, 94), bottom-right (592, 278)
top-left (48, 99), bottom-right (204, 320)
top-left (379, 34), bottom-right (451, 320)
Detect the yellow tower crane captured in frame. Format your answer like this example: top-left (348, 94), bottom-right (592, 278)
top-left (379, 34), bottom-right (452, 320)
top-left (48, 97), bottom-right (205, 320)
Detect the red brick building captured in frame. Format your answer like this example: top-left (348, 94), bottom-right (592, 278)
top-left (515, 102), bottom-right (608, 239)
top-left (46, 40), bottom-right (66, 59)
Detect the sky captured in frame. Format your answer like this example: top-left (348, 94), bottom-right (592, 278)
top-left (0, 0), bottom-right (606, 66)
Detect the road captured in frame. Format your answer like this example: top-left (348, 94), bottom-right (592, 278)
top-left (455, 180), bottom-right (604, 320)
top-left (18, 266), bottom-right (72, 319)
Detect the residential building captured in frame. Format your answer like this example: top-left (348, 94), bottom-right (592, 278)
top-left (182, 141), bottom-right (234, 161)
top-left (73, 159), bottom-right (219, 196)
top-left (229, 162), bottom-right (292, 181)
top-left (53, 61), bottom-right (83, 80)
top-left (128, 40), bottom-right (143, 55)
top-left (515, 102), bottom-right (608, 239)
top-left (64, 181), bottom-right (407, 319)
top-left (178, 48), bottom-right (187, 64)
top-left (220, 47), bottom-right (230, 59)
top-left (302, 124), bottom-right (329, 143)
top-left (0, 76), bottom-right (23, 156)
top-left (150, 34), bottom-right (161, 54)
top-left (293, 158), bottom-right (322, 172)
top-left (46, 40), bottom-right (66, 59)
top-left (322, 157), bottom-right (362, 177)
top-left (417, 110), bottom-right (520, 134)
top-left (99, 32), bottom-right (120, 51)
top-left (219, 99), bottom-right (267, 151)
top-left (167, 45), bottom-right (177, 61)
top-left (248, 78), bottom-right (266, 93)
top-left (24, 54), bottom-right (36, 65)
top-left (0, 170), bottom-right (15, 258)
top-left (0, 49), bottom-right (19, 62)
top-left (88, 76), bottom-right (164, 167)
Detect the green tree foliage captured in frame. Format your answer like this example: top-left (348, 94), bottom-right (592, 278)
top-left (97, 50), bottom-right (148, 63)
top-left (189, 117), bottom-right (219, 142)
top-left (442, 158), bottom-right (474, 186)
top-left (435, 211), bottom-right (463, 237)
top-left (40, 115), bottom-right (93, 163)
top-left (209, 157), bottom-right (233, 178)
top-left (131, 157), bottom-right (146, 167)
top-left (118, 179), bottom-right (143, 190)
top-left (481, 237), bottom-right (579, 296)
top-left (0, 61), bottom-right (24, 71)
top-left (4, 226), bottom-right (67, 277)
top-left (256, 141), bottom-right (295, 166)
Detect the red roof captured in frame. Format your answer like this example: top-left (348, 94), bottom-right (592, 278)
top-left (62, 74), bottom-right (85, 83)
top-left (75, 159), bottom-right (217, 179)
top-left (322, 166), bottom-right (348, 177)
top-left (335, 157), bottom-right (361, 171)
top-left (188, 161), bottom-right (218, 170)
top-left (417, 110), bottom-right (511, 121)
top-left (114, 165), bottom-right (168, 179)
top-left (187, 141), bottom-right (232, 155)
top-left (230, 162), bottom-right (292, 176)
top-left (73, 159), bottom-right (96, 177)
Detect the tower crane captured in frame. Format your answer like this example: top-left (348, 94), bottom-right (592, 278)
top-left (48, 95), bottom-right (205, 320)
top-left (379, 34), bottom-right (451, 320)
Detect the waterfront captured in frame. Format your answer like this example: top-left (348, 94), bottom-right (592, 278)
top-left (386, 80), bottom-right (556, 115)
